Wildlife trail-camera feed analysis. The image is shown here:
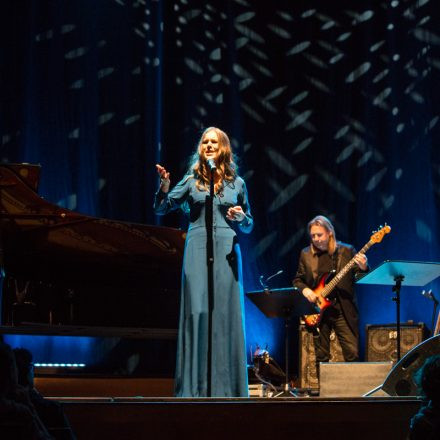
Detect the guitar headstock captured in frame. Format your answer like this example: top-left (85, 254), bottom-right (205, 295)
top-left (370, 224), bottom-right (391, 243)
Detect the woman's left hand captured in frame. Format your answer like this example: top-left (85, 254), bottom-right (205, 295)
top-left (227, 206), bottom-right (246, 222)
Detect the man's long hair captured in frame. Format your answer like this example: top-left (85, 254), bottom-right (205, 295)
top-left (187, 127), bottom-right (237, 192)
top-left (308, 215), bottom-right (337, 255)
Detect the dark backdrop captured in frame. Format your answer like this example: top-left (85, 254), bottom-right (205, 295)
top-left (2, 0), bottom-right (440, 375)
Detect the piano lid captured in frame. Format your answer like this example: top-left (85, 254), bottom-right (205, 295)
top-left (0, 163), bottom-right (185, 285)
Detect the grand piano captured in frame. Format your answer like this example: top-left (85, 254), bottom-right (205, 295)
top-left (0, 163), bottom-right (185, 330)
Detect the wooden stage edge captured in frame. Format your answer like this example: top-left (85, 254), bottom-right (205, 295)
top-left (55, 395), bottom-right (420, 440)
top-left (3, 326), bottom-right (424, 439)
top-left (35, 377), bottom-right (422, 439)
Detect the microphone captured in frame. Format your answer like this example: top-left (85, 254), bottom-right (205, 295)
top-left (421, 289), bottom-right (439, 304)
top-left (207, 159), bottom-right (216, 171)
top-left (421, 289), bottom-right (432, 300)
top-left (266, 270), bottom-right (283, 282)
top-left (259, 270), bottom-right (283, 290)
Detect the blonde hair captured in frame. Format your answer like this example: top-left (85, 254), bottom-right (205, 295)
top-left (188, 127), bottom-right (237, 192)
top-left (308, 215), bottom-right (337, 255)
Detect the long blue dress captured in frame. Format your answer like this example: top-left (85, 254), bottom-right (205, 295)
top-left (154, 175), bottom-right (253, 397)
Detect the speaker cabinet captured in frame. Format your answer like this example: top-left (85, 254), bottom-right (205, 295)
top-left (299, 324), bottom-right (344, 389)
top-left (382, 334), bottom-right (440, 396)
top-left (366, 323), bottom-right (425, 362)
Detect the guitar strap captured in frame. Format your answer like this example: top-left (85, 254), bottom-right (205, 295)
top-left (331, 247), bottom-right (342, 303)
top-left (310, 248), bottom-right (319, 284)
top-left (333, 245), bottom-right (341, 272)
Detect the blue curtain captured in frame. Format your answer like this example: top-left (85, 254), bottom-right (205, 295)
top-left (2, 0), bottom-right (440, 370)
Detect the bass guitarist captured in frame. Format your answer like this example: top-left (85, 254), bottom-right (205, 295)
top-left (293, 215), bottom-right (369, 374)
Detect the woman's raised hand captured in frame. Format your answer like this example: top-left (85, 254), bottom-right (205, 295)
top-left (156, 164), bottom-right (170, 193)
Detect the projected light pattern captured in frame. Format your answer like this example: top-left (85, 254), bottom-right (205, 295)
top-left (171, 0), bottom-right (440, 259)
top-left (165, 0), bottom-right (440, 359)
top-left (0, 1), bottom-right (437, 252)
top-left (1, 1), bottom-right (440, 365)
top-left (1, 0), bottom-right (165, 220)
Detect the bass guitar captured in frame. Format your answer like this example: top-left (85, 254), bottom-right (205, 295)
top-left (303, 225), bottom-right (391, 328)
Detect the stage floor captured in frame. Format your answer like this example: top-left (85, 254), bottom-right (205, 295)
top-left (55, 395), bottom-right (420, 440)
top-left (1, 325), bottom-right (424, 439)
top-left (34, 376), bottom-right (421, 439)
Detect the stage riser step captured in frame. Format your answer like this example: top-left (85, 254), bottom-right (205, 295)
top-left (319, 362), bottom-right (392, 397)
top-left (35, 377), bottom-right (174, 398)
top-left (60, 399), bottom-right (421, 440)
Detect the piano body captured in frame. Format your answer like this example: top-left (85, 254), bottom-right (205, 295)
top-left (0, 163), bottom-right (185, 329)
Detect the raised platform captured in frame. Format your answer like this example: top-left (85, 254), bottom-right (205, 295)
top-left (33, 375), bottom-right (421, 439)
top-left (56, 396), bottom-right (420, 440)
top-left (35, 376), bottom-right (174, 398)
top-left (0, 325), bottom-right (425, 439)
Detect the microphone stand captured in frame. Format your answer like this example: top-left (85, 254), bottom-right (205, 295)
top-left (206, 164), bottom-right (215, 397)
top-left (422, 290), bottom-right (439, 336)
top-left (259, 270), bottom-right (284, 292)
top-left (392, 275), bottom-right (403, 361)
top-left (430, 291), bottom-right (438, 335)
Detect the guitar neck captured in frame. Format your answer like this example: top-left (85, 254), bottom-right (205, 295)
top-left (321, 241), bottom-right (372, 298)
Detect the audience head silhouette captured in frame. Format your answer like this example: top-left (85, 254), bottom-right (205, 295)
top-left (0, 342), bottom-right (18, 397)
top-left (414, 354), bottom-right (440, 404)
top-left (13, 347), bottom-right (34, 389)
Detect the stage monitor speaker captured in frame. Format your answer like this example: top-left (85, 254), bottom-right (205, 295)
top-left (320, 362), bottom-right (392, 397)
top-left (299, 324), bottom-right (344, 389)
top-left (366, 323), bottom-right (425, 362)
top-left (382, 334), bottom-right (440, 396)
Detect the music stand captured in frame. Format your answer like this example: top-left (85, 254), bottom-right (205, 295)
top-left (356, 260), bottom-right (440, 361)
top-left (246, 287), bottom-right (317, 397)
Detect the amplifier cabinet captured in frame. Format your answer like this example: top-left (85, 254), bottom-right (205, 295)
top-left (298, 324), bottom-right (344, 389)
top-left (366, 323), bottom-right (425, 362)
